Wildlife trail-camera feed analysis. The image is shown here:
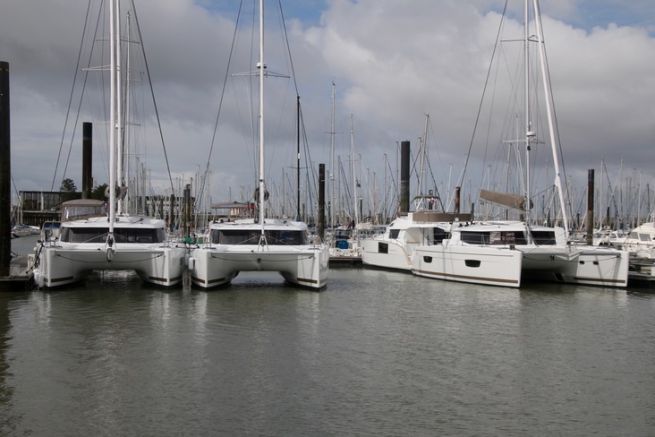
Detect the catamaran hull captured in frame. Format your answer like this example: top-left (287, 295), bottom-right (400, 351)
top-left (519, 246), bottom-right (629, 288)
top-left (190, 246), bottom-right (329, 290)
top-left (412, 245), bottom-right (523, 288)
top-left (32, 245), bottom-right (186, 288)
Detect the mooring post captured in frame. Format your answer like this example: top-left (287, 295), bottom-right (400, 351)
top-left (82, 122), bottom-right (93, 199)
top-left (0, 61), bottom-right (11, 277)
top-left (399, 140), bottom-right (410, 215)
top-left (586, 169), bottom-right (595, 245)
top-left (318, 163), bottom-right (325, 241)
top-left (454, 186), bottom-right (461, 214)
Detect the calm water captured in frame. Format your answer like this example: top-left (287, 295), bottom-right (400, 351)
top-left (2, 238), bottom-right (654, 436)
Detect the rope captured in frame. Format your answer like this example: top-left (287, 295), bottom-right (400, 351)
top-left (51, 0), bottom-right (93, 191)
top-left (196, 0), bottom-right (244, 221)
top-left (457, 0), bottom-right (509, 189)
top-left (130, 0), bottom-right (175, 196)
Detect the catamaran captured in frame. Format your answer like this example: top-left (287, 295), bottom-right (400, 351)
top-left (412, 0), bottom-right (628, 288)
top-left (31, 0), bottom-right (185, 288)
top-left (189, 0), bottom-right (328, 289)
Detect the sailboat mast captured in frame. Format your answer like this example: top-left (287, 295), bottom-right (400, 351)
top-left (296, 94), bottom-right (300, 221)
top-left (350, 114), bottom-right (358, 226)
top-left (115, 0), bottom-right (123, 216)
top-left (524, 0), bottom-right (532, 230)
top-left (125, 10), bottom-right (131, 214)
top-left (330, 81), bottom-right (336, 229)
top-left (533, 0), bottom-right (569, 236)
top-left (258, 0), bottom-right (265, 236)
top-left (108, 0), bottom-right (117, 235)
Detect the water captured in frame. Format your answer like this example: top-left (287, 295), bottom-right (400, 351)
top-left (2, 238), bottom-right (655, 436)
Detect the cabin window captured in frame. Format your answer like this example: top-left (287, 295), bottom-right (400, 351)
top-left (639, 234), bottom-right (650, 242)
top-left (389, 229), bottom-right (400, 239)
top-left (378, 242), bottom-right (389, 254)
top-left (432, 228), bottom-right (449, 244)
top-left (114, 228), bottom-right (165, 243)
top-left (60, 227), bottom-right (108, 243)
top-left (423, 256), bottom-right (432, 263)
top-left (465, 259), bottom-right (481, 268)
top-left (489, 231), bottom-right (527, 245)
top-left (530, 231), bottom-right (556, 245)
top-left (629, 232), bottom-right (638, 239)
top-left (212, 229), bottom-right (306, 245)
top-left (460, 232), bottom-right (490, 245)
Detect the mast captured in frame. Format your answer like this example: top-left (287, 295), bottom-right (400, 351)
top-left (296, 94), bottom-right (300, 221)
top-left (350, 114), bottom-right (358, 226)
top-left (524, 0), bottom-right (534, 234)
top-left (330, 81), bottom-right (336, 229)
top-left (257, 0), bottom-right (266, 239)
top-left (115, 0), bottom-right (123, 215)
top-left (533, 0), bottom-right (569, 235)
top-left (125, 10), bottom-right (131, 214)
top-left (108, 0), bottom-right (117, 237)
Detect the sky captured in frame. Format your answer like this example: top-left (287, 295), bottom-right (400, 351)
top-left (1, 0), bottom-right (654, 218)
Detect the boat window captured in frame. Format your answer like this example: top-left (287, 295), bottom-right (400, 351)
top-left (389, 229), bottom-right (400, 239)
top-left (432, 228), bottom-right (449, 244)
top-left (530, 231), bottom-right (556, 245)
top-left (212, 229), bottom-right (307, 245)
top-left (629, 232), bottom-right (638, 239)
top-left (639, 233), bottom-right (651, 242)
top-left (114, 228), bottom-right (165, 243)
top-left (378, 242), bottom-right (389, 254)
top-left (465, 259), bottom-right (481, 268)
top-left (460, 231), bottom-right (490, 245)
top-left (490, 231), bottom-right (527, 245)
top-left (60, 227), bottom-right (108, 243)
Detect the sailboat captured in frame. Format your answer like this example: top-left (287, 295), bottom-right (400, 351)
top-left (412, 0), bottom-right (629, 288)
top-left (31, 0), bottom-right (185, 288)
top-left (188, 0), bottom-right (328, 289)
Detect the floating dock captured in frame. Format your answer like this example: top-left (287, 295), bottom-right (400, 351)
top-left (0, 255), bottom-right (34, 291)
top-left (628, 258), bottom-right (655, 288)
top-left (329, 255), bottom-right (362, 267)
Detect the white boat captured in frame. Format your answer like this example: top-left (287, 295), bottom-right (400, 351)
top-left (33, 215), bottom-right (185, 288)
top-left (11, 224), bottom-right (40, 237)
top-left (361, 211), bottom-right (465, 271)
top-left (414, 221), bottom-right (628, 288)
top-left (411, 0), bottom-right (628, 288)
top-left (189, 0), bottom-right (328, 290)
top-left (191, 218), bottom-right (328, 289)
top-left (622, 221), bottom-right (655, 259)
top-left (31, 0), bottom-right (185, 288)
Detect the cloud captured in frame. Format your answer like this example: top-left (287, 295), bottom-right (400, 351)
top-left (1, 0), bottom-right (653, 216)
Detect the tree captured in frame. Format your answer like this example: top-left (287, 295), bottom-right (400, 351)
top-left (90, 183), bottom-right (108, 200)
top-left (60, 178), bottom-right (77, 192)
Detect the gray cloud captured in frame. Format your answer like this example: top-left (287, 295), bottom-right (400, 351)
top-left (1, 0), bottom-right (653, 215)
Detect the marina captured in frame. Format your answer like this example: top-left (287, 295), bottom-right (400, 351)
top-left (2, 236), bottom-right (655, 435)
top-left (2, 0), bottom-right (655, 435)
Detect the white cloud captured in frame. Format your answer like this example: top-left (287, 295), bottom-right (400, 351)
top-left (1, 0), bottom-right (653, 215)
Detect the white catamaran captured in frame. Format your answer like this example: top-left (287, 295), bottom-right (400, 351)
top-left (189, 0), bottom-right (328, 290)
top-left (412, 0), bottom-right (628, 288)
top-left (31, 0), bottom-right (185, 288)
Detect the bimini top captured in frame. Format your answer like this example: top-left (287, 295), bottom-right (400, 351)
top-left (60, 199), bottom-right (107, 222)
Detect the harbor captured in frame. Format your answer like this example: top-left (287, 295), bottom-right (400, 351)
top-left (2, 234), bottom-right (655, 435)
top-left (2, 0), bottom-right (655, 435)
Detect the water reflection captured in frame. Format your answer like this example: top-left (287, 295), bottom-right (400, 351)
top-left (0, 267), bottom-right (653, 435)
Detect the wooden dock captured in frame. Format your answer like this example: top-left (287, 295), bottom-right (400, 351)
top-left (0, 255), bottom-right (34, 291)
